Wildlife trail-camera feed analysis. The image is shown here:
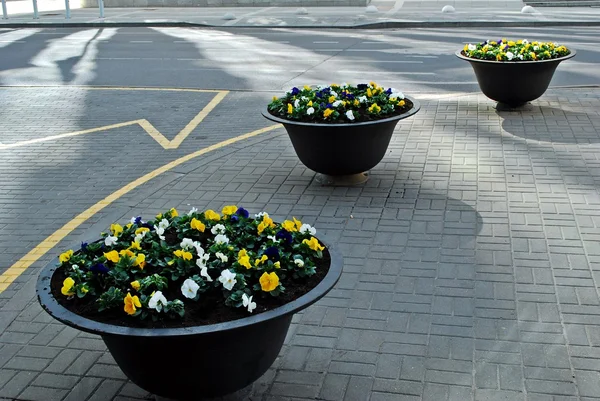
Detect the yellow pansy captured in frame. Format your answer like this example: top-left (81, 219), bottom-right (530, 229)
top-left (272, 96), bottom-right (278, 101)
top-left (81, 287), bottom-right (88, 294)
top-left (328, 95), bottom-right (336, 103)
top-left (293, 217), bottom-right (302, 230)
top-left (222, 205), bottom-right (238, 216)
top-left (191, 218), bottom-right (206, 232)
top-left (238, 249), bottom-right (248, 258)
top-left (368, 103), bottom-right (381, 113)
top-left (303, 237), bottom-right (325, 252)
top-left (282, 220), bottom-right (298, 232)
top-left (204, 210), bottom-right (220, 221)
top-left (61, 277), bottom-right (75, 296)
top-left (126, 223), bottom-right (133, 229)
top-left (490, 41), bottom-right (497, 45)
top-left (496, 52), bottom-right (504, 61)
top-left (259, 272), bottom-right (280, 292)
top-left (353, 99), bottom-right (360, 107)
top-left (169, 208), bottom-right (179, 217)
top-left (124, 293), bottom-right (141, 315)
top-left (303, 85), bottom-right (311, 90)
top-left (254, 255), bottom-right (268, 267)
top-left (110, 223), bottom-right (123, 237)
top-left (530, 52), bottom-right (536, 60)
top-left (323, 109), bottom-right (334, 118)
top-left (274, 261), bottom-right (281, 269)
top-left (366, 88), bottom-right (373, 97)
top-left (156, 213), bottom-right (163, 220)
top-left (482, 45), bottom-right (489, 52)
top-left (239, 255), bottom-right (252, 269)
top-left (119, 249), bottom-right (135, 259)
top-left (174, 249), bottom-right (193, 261)
top-left (502, 38), bottom-right (507, 43)
top-left (104, 250), bottom-right (120, 263)
top-left (330, 83), bottom-right (338, 87)
top-left (463, 44), bottom-right (469, 52)
top-left (129, 241), bottom-right (141, 251)
top-left (131, 281), bottom-right (141, 291)
top-left (257, 221), bottom-right (268, 234)
top-left (135, 227), bottom-right (150, 235)
top-left (287, 103), bottom-right (293, 114)
top-left (133, 253), bottom-right (146, 269)
top-left (508, 41), bottom-right (515, 46)
top-left (399, 100), bottom-right (405, 107)
top-left (59, 250), bottom-right (74, 264)
top-left (307, 100), bottom-right (313, 107)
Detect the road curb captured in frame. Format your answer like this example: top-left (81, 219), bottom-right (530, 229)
top-left (2, 19), bottom-right (600, 29)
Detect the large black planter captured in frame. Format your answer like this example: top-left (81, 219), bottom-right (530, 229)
top-left (37, 243), bottom-right (343, 400)
top-left (456, 50), bottom-right (575, 107)
top-left (262, 98), bottom-right (420, 176)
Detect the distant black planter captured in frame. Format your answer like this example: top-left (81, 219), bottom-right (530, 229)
top-left (262, 98), bottom-right (420, 176)
top-left (37, 243), bottom-right (343, 401)
top-left (456, 50), bottom-right (576, 107)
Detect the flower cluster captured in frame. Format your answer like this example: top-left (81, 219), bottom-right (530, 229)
top-left (462, 39), bottom-right (570, 61)
top-left (268, 82), bottom-right (412, 123)
top-left (56, 207), bottom-right (325, 322)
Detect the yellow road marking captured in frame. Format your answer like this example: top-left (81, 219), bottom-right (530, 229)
top-left (0, 124), bottom-right (282, 293)
top-left (0, 88), bottom-right (228, 150)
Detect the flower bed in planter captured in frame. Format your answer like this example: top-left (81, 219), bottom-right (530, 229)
top-left (37, 206), bottom-right (343, 399)
top-left (263, 83), bottom-right (421, 178)
top-left (457, 39), bottom-right (575, 107)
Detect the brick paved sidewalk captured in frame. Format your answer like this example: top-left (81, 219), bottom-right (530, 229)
top-left (2, 88), bottom-right (600, 400)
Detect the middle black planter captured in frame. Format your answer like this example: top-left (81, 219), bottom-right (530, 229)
top-left (262, 97), bottom-right (421, 176)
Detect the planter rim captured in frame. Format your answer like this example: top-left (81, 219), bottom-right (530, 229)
top-left (262, 96), bottom-right (421, 127)
top-left (36, 240), bottom-right (343, 337)
top-left (455, 49), bottom-right (576, 64)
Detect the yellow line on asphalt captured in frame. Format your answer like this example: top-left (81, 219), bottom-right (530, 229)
top-left (0, 90), bottom-right (229, 150)
top-left (0, 124), bottom-right (282, 292)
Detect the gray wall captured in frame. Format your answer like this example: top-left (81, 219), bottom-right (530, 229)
top-left (80, 0), bottom-right (369, 7)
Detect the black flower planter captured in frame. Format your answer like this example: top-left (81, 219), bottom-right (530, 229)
top-left (37, 243), bottom-right (343, 401)
top-left (456, 50), bottom-right (576, 107)
top-left (262, 97), bottom-right (420, 176)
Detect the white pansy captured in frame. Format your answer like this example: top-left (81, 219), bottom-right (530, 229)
top-left (158, 218), bottom-right (170, 230)
top-left (193, 241), bottom-right (209, 261)
top-left (468, 44), bottom-right (476, 51)
top-left (215, 252), bottom-right (228, 263)
top-left (267, 235), bottom-right (280, 243)
top-left (346, 110), bottom-right (355, 121)
top-left (242, 293), bottom-right (257, 313)
top-left (518, 54), bottom-right (524, 60)
top-left (299, 223), bottom-right (317, 235)
top-left (358, 95), bottom-right (367, 103)
top-left (148, 291), bottom-right (168, 312)
top-left (200, 265), bottom-right (213, 282)
top-left (390, 88), bottom-right (404, 99)
top-left (306, 107), bottom-right (315, 115)
top-left (506, 51), bottom-right (514, 60)
top-left (341, 82), bottom-right (349, 88)
top-left (533, 45), bottom-right (539, 51)
top-left (332, 100), bottom-right (343, 107)
top-left (188, 207), bottom-right (198, 216)
top-left (211, 224), bottom-right (226, 235)
top-left (214, 234), bottom-right (229, 245)
top-left (330, 90), bottom-right (338, 98)
top-left (301, 96), bottom-right (308, 101)
top-left (105, 236), bottom-right (118, 247)
top-left (130, 217), bottom-right (137, 224)
top-left (218, 269), bottom-right (237, 291)
top-left (255, 212), bottom-right (269, 218)
top-left (71, 264), bottom-right (79, 271)
top-left (181, 278), bottom-right (200, 299)
top-left (522, 39), bottom-right (529, 44)
top-left (154, 226), bottom-right (166, 241)
top-left (294, 259), bottom-right (305, 268)
top-left (294, 99), bottom-right (300, 108)
top-left (180, 238), bottom-right (195, 250)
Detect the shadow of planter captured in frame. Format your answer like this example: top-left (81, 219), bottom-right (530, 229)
top-left (499, 105), bottom-right (600, 144)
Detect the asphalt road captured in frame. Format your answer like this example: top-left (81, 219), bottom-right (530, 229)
top-left (0, 26), bottom-right (599, 93)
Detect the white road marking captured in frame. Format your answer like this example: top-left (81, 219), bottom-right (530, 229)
top-left (130, 40), bottom-right (153, 43)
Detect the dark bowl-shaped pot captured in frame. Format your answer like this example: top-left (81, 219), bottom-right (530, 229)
top-left (37, 242), bottom-right (343, 400)
top-left (262, 97), bottom-right (420, 175)
top-left (456, 50), bottom-right (576, 107)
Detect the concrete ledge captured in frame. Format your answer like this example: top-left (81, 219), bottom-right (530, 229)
top-left (80, 0), bottom-right (369, 6)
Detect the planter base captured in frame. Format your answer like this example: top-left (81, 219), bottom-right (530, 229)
top-left (315, 172), bottom-right (369, 186)
top-left (496, 102), bottom-right (528, 111)
top-left (154, 385), bottom-right (251, 401)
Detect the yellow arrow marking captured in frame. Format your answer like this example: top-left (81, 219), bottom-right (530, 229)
top-left (0, 123), bottom-right (282, 292)
top-left (0, 90), bottom-right (228, 150)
